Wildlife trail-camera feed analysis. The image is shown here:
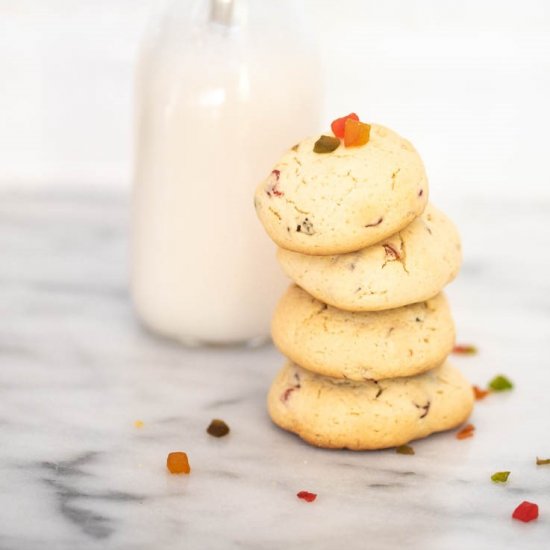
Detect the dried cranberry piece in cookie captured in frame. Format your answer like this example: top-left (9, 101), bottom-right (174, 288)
top-left (265, 169), bottom-right (284, 197)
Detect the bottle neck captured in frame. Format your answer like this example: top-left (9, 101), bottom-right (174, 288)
top-left (209, 0), bottom-right (234, 26)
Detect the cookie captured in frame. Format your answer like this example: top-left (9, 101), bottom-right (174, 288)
top-left (272, 285), bottom-right (455, 381)
top-left (254, 124), bottom-right (428, 255)
top-left (268, 361), bottom-right (474, 450)
top-left (277, 204), bottom-right (461, 311)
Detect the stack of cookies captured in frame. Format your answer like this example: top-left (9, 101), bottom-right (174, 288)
top-left (254, 116), bottom-right (473, 450)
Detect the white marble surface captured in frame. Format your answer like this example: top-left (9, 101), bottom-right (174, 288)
top-left (0, 188), bottom-right (549, 549)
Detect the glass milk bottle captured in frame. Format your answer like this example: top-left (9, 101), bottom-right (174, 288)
top-left (132, 0), bottom-right (322, 345)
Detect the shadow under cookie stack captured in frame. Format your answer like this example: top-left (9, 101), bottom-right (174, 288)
top-left (254, 114), bottom-right (474, 450)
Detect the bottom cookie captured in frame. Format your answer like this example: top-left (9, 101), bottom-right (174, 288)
top-left (268, 361), bottom-right (473, 450)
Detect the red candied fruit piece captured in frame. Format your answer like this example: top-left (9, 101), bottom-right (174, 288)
top-left (297, 491), bottom-right (317, 502)
top-left (512, 501), bottom-right (539, 523)
top-left (331, 113), bottom-right (359, 138)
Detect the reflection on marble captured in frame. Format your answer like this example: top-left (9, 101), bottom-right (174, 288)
top-left (0, 188), bottom-right (549, 549)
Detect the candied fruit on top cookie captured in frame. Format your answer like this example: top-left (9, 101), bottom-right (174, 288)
top-left (331, 113), bottom-right (359, 138)
top-left (344, 118), bottom-right (371, 147)
top-left (313, 135), bottom-right (340, 154)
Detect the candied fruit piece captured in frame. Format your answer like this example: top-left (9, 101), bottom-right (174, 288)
top-left (488, 375), bottom-right (513, 392)
top-left (473, 385), bottom-right (489, 400)
top-left (331, 113), bottom-right (359, 138)
top-left (313, 135), bottom-right (340, 154)
top-left (207, 419), bottom-right (230, 438)
top-left (512, 501), bottom-right (538, 522)
top-left (344, 118), bottom-right (371, 147)
top-left (453, 344), bottom-right (478, 355)
top-left (456, 423), bottom-right (475, 440)
top-left (297, 491), bottom-right (317, 502)
top-left (491, 471), bottom-right (510, 483)
top-left (166, 451), bottom-right (191, 474)
top-left (396, 445), bottom-right (415, 455)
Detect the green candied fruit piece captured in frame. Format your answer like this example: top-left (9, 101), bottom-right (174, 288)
top-left (488, 375), bottom-right (513, 392)
top-left (313, 135), bottom-right (340, 154)
top-left (491, 471), bottom-right (510, 483)
top-left (395, 444), bottom-right (415, 455)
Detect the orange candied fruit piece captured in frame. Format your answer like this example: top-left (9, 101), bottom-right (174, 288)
top-left (166, 451), bottom-right (191, 474)
top-left (344, 118), bottom-right (371, 147)
top-left (456, 423), bottom-right (475, 440)
top-left (472, 385), bottom-right (489, 400)
top-left (453, 344), bottom-right (478, 355)
top-left (331, 113), bottom-right (359, 138)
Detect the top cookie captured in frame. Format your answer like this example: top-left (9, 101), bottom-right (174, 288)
top-left (254, 124), bottom-right (429, 255)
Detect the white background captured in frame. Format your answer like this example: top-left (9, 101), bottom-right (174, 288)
top-left (1, 0), bottom-right (550, 201)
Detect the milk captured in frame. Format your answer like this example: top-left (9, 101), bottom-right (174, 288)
top-left (132, 0), bottom-right (321, 344)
